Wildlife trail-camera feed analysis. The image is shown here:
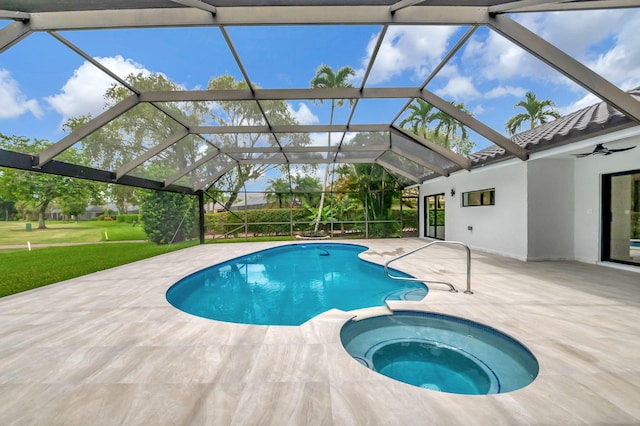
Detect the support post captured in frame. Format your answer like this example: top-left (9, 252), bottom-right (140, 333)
top-left (198, 191), bottom-right (205, 244)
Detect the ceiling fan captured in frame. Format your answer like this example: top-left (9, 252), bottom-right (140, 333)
top-left (573, 143), bottom-right (637, 158)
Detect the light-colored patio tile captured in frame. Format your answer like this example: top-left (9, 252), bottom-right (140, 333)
top-left (1, 238), bottom-right (639, 425)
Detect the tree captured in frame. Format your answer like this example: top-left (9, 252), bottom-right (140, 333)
top-left (97, 73), bottom-right (210, 175)
top-left (111, 184), bottom-right (139, 216)
top-left (0, 134), bottom-right (100, 228)
top-left (265, 178), bottom-right (291, 208)
top-left (310, 64), bottom-right (356, 232)
top-left (206, 75), bottom-right (311, 210)
top-left (332, 133), bottom-right (405, 236)
top-left (292, 175), bottom-right (322, 207)
top-left (0, 171), bottom-right (18, 220)
top-left (335, 162), bottom-right (401, 237)
top-left (63, 117), bottom-right (135, 216)
top-left (399, 99), bottom-right (436, 138)
top-left (140, 190), bottom-right (197, 244)
top-left (400, 99), bottom-right (475, 156)
top-left (506, 91), bottom-right (561, 136)
top-left (432, 102), bottom-right (474, 155)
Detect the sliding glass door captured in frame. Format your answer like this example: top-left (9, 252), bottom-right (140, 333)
top-left (424, 193), bottom-right (445, 239)
top-left (602, 170), bottom-right (640, 266)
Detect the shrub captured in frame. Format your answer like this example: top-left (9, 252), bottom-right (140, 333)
top-left (206, 208), bottom-right (309, 236)
top-left (116, 214), bottom-right (139, 223)
top-left (141, 191), bottom-right (197, 244)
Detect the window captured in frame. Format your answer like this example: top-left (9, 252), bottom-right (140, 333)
top-left (462, 188), bottom-right (495, 207)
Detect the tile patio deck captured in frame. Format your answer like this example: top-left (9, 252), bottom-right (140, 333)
top-left (1, 239), bottom-right (639, 425)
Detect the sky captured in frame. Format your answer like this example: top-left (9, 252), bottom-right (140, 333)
top-left (1, 7), bottom-right (639, 164)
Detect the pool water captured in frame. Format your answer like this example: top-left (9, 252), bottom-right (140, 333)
top-left (372, 341), bottom-right (494, 394)
top-left (341, 311), bottom-right (539, 394)
top-left (166, 243), bottom-right (428, 326)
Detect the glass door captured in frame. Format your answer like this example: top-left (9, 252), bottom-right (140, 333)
top-left (602, 170), bottom-right (640, 266)
top-left (424, 193), bottom-right (445, 239)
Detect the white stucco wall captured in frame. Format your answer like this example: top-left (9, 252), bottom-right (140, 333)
top-left (573, 132), bottom-right (640, 264)
top-left (420, 127), bottom-right (640, 264)
top-left (526, 159), bottom-right (575, 260)
top-left (420, 159), bottom-right (529, 260)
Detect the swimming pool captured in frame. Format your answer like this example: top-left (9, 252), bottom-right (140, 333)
top-left (341, 311), bottom-right (539, 394)
top-left (166, 243), bottom-right (428, 326)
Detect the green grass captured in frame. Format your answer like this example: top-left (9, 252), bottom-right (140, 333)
top-left (0, 221), bottom-right (308, 298)
top-left (0, 241), bottom-right (198, 298)
top-left (0, 220), bottom-right (147, 245)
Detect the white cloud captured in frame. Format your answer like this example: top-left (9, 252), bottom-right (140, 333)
top-left (359, 26), bottom-right (458, 84)
top-left (557, 92), bottom-right (601, 116)
top-left (435, 75), bottom-right (480, 100)
top-left (309, 132), bottom-right (343, 147)
top-left (522, 10), bottom-right (640, 90)
top-left (45, 56), bottom-right (149, 122)
top-left (462, 30), bottom-right (540, 81)
top-left (590, 43), bottom-right (640, 90)
top-left (0, 69), bottom-right (42, 119)
top-left (472, 104), bottom-right (485, 116)
top-left (463, 10), bottom-right (640, 92)
top-left (288, 102), bottom-right (319, 125)
top-left (484, 85), bottom-right (527, 99)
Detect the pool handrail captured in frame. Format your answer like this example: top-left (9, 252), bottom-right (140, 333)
top-left (384, 240), bottom-right (473, 294)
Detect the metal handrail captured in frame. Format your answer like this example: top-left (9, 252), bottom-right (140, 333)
top-left (384, 240), bottom-right (473, 294)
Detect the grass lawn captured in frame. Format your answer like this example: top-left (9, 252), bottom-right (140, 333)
top-left (0, 241), bottom-right (198, 298)
top-left (0, 220), bottom-right (147, 245)
top-left (0, 221), bottom-right (300, 298)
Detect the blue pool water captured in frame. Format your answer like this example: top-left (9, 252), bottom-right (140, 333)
top-left (341, 311), bottom-right (539, 394)
top-left (166, 243), bottom-right (428, 326)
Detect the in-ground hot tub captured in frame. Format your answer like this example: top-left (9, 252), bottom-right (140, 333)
top-left (340, 311), bottom-right (539, 395)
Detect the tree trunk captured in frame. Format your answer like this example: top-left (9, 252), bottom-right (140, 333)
top-left (224, 179), bottom-right (245, 211)
top-left (314, 101), bottom-right (335, 233)
top-left (37, 201), bottom-right (49, 229)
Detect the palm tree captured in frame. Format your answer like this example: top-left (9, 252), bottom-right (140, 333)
top-left (399, 99), bottom-right (436, 138)
top-left (310, 64), bottom-right (355, 232)
top-left (292, 175), bottom-right (322, 207)
top-left (506, 91), bottom-right (561, 136)
top-left (432, 102), bottom-right (473, 155)
top-left (433, 108), bottom-right (468, 149)
top-left (265, 178), bottom-right (291, 208)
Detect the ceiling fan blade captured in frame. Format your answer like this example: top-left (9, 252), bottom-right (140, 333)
top-left (607, 146), bottom-right (637, 153)
top-left (572, 153), bottom-right (592, 158)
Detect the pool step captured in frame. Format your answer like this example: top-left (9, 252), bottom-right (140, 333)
top-left (350, 306), bottom-right (393, 321)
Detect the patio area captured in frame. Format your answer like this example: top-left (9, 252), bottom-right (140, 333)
top-left (1, 238), bottom-right (639, 425)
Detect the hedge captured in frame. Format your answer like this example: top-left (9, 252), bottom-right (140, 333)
top-left (205, 207), bottom-right (418, 237)
top-left (116, 214), bottom-right (139, 223)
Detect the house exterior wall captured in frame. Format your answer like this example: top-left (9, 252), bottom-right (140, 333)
top-left (573, 133), bottom-right (640, 264)
top-left (420, 128), bottom-right (640, 265)
top-left (420, 158), bottom-right (529, 260)
top-left (526, 159), bottom-right (575, 261)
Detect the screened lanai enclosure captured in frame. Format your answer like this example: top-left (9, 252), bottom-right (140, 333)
top-left (0, 1), bottom-right (638, 241)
